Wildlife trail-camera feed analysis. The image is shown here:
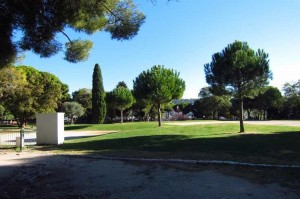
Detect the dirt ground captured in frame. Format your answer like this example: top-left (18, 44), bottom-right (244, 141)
top-left (0, 150), bottom-right (299, 199)
top-left (1, 121), bottom-right (299, 198)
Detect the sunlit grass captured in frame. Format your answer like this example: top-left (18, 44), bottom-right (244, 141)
top-left (61, 122), bottom-right (300, 164)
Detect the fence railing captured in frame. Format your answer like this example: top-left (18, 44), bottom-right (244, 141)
top-left (0, 129), bottom-right (37, 147)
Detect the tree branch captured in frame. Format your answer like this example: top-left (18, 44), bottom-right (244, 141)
top-left (101, 1), bottom-right (123, 23)
top-left (59, 30), bottom-right (72, 43)
top-left (19, 1), bottom-right (73, 43)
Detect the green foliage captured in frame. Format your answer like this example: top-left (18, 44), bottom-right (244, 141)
top-left (0, 0), bottom-right (145, 67)
top-left (197, 86), bottom-right (231, 118)
top-left (283, 80), bottom-right (300, 99)
top-left (0, 66), bottom-right (26, 99)
top-left (91, 64), bottom-right (106, 124)
top-left (242, 86), bottom-right (287, 120)
top-left (194, 95), bottom-right (231, 119)
top-left (56, 83), bottom-right (71, 112)
top-left (204, 41), bottom-right (272, 132)
top-left (204, 41), bottom-right (272, 98)
top-left (283, 80), bottom-right (300, 119)
top-left (60, 83), bottom-right (71, 102)
top-left (164, 102), bottom-right (175, 112)
top-left (109, 86), bottom-right (135, 123)
top-left (0, 105), bottom-right (5, 118)
top-left (133, 65), bottom-right (185, 126)
top-left (40, 72), bottom-right (64, 110)
top-left (105, 91), bottom-right (117, 119)
top-left (0, 104), bottom-right (14, 120)
top-left (105, 0), bottom-right (146, 40)
top-left (133, 65), bottom-right (185, 104)
top-left (116, 81), bottom-right (128, 88)
top-left (252, 87), bottom-right (283, 120)
top-left (0, 66), bottom-right (66, 127)
top-left (64, 40), bottom-right (93, 63)
top-left (261, 87), bottom-right (283, 109)
top-left (111, 86), bottom-right (135, 111)
top-left (130, 98), bottom-right (155, 121)
top-left (72, 88), bottom-right (92, 110)
top-left (62, 102), bottom-right (85, 124)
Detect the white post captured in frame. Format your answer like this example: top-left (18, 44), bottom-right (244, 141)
top-left (16, 136), bottom-right (24, 148)
top-left (36, 112), bottom-right (65, 145)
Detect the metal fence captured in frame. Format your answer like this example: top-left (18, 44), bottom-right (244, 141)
top-left (0, 129), bottom-right (37, 147)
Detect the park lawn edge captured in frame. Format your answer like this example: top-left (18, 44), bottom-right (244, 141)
top-left (53, 122), bottom-right (300, 165)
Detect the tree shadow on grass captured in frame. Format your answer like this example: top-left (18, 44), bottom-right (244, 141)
top-left (58, 131), bottom-right (300, 164)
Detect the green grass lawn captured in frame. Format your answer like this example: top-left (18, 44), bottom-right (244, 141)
top-left (61, 121), bottom-right (300, 164)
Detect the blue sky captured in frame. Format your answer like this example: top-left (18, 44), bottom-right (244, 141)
top-left (22, 0), bottom-right (300, 98)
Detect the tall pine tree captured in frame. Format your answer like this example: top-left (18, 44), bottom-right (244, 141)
top-left (91, 64), bottom-right (106, 123)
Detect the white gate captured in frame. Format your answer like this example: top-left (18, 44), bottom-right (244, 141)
top-left (0, 129), bottom-right (37, 147)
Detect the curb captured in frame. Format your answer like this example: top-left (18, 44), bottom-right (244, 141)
top-left (70, 155), bottom-right (300, 169)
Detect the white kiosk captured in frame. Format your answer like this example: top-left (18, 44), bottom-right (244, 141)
top-left (36, 112), bottom-right (64, 145)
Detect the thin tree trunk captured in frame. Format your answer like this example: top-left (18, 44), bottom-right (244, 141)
top-left (14, 114), bottom-right (21, 128)
top-left (20, 114), bottom-right (26, 128)
top-left (247, 109), bottom-right (251, 120)
top-left (71, 115), bottom-right (74, 124)
top-left (120, 109), bottom-right (123, 123)
top-left (260, 111), bottom-right (263, 120)
top-left (239, 97), bottom-right (245, 133)
top-left (158, 103), bottom-right (162, 127)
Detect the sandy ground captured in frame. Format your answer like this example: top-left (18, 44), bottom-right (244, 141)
top-left (64, 130), bottom-right (116, 139)
top-left (0, 121), bottom-right (299, 198)
top-left (0, 150), bottom-right (299, 199)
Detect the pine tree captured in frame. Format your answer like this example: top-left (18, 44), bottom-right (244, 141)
top-left (133, 65), bottom-right (185, 127)
top-left (91, 64), bottom-right (106, 123)
top-left (0, 1), bottom-right (145, 67)
top-left (204, 41), bottom-right (271, 132)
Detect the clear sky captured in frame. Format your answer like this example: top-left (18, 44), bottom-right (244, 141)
top-left (21, 0), bottom-right (300, 98)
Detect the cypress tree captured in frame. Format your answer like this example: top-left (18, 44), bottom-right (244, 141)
top-left (91, 63), bottom-right (106, 123)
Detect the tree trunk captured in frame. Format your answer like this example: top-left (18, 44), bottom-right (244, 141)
top-left (158, 103), bottom-right (162, 127)
top-left (239, 97), bottom-right (245, 133)
top-left (120, 109), bottom-right (123, 123)
top-left (14, 115), bottom-right (21, 128)
top-left (71, 116), bottom-right (74, 124)
top-left (17, 114), bottom-right (26, 128)
top-left (247, 109), bottom-right (251, 120)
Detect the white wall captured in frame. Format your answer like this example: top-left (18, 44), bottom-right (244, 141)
top-left (36, 112), bottom-right (64, 145)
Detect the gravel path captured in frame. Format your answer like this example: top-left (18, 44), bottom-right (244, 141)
top-left (0, 150), bottom-right (299, 199)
